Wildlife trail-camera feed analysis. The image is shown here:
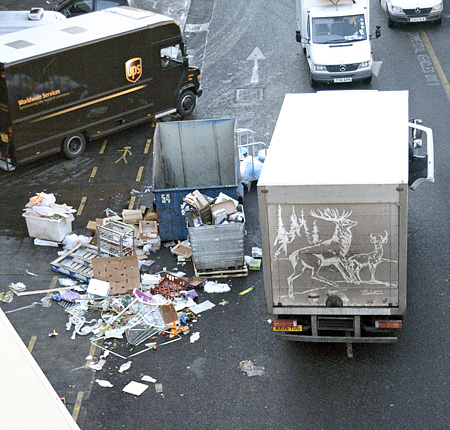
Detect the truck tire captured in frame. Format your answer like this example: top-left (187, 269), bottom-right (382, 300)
top-left (435, 17), bottom-right (442, 25)
top-left (177, 90), bottom-right (196, 116)
top-left (388, 15), bottom-right (395, 28)
top-left (309, 74), bottom-right (318, 89)
top-left (62, 133), bottom-right (86, 159)
top-left (365, 74), bottom-right (372, 84)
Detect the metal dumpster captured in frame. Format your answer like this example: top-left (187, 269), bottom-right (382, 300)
top-left (152, 118), bottom-right (239, 241)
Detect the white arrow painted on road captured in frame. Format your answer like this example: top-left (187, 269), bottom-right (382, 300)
top-left (372, 61), bottom-right (383, 77)
top-left (247, 47), bottom-right (266, 84)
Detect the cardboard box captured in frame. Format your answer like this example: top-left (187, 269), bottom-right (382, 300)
top-left (91, 255), bottom-right (140, 295)
top-left (139, 221), bottom-right (158, 240)
top-left (140, 206), bottom-right (158, 221)
top-left (122, 209), bottom-right (142, 224)
top-left (211, 199), bottom-right (237, 215)
top-left (87, 278), bottom-right (111, 297)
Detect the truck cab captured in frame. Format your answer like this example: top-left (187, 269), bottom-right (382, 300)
top-left (296, 0), bottom-right (380, 87)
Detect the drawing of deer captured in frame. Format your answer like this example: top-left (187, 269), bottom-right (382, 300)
top-left (348, 231), bottom-right (389, 284)
top-left (286, 209), bottom-right (357, 297)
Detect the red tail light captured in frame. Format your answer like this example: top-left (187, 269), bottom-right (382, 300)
top-left (375, 320), bottom-right (402, 329)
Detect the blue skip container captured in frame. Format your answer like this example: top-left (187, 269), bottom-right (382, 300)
top-left (152, 118), bottom-right (240, 241)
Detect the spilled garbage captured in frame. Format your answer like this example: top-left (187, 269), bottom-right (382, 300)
top-left (1, 185), bottom-right (265, 404)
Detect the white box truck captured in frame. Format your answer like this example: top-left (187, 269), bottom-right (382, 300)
top-left (257, 91), bottom-right (434, 343)
top-left (295, 0), bottom-right (380, 87)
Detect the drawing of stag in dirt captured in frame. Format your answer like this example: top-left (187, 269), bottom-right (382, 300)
top-left (347, 231), bottom-right (391, 284)
top-left (286, 208), bottom-right (357, 297)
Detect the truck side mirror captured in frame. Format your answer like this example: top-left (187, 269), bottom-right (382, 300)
top-left (296, 30), bottom-right (302, 43)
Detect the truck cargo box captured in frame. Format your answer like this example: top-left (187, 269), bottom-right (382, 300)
top-left (257, 90), bottom-right (433, 343)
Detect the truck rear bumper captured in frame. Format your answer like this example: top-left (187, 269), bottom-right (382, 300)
top-left (276, 333), bottom-right (398, 344)
top-left (272, 315), bottom-right (402, 343)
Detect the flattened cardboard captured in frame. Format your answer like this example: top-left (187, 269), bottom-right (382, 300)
top-left (91, 255), bottom-right (140, 295)
top-left (211, 199), bottom-right (237, 215)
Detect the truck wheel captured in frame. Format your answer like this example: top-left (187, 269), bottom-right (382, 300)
top-left (309, 74), bottom-right (318, 89)
top-left (388, 16), bottom-right (395, 28)
top-left (435, 17), bottom-right (442, 25)
top-left (62, 133), bottom-right (86, 159)
top-left (365, 74), bottom-right (372, 84)
top-left (177, 90), bottom-right (196, 116)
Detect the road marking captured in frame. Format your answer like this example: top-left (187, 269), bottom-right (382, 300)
top-left (420, 29), bottom-right (450, 99)
top-left (129, 195), bottom-right (136, 210)
top-left (246, 47), bottom-right (265, 85)
top-left (28, 336), bottom-right (37, 352)
top-left (135, 166), bottom-right (144, 182)
top-left (372, 61), bottom-right (383, 77)
top-left (144, 139), bottom-right (152, 154)
top-left (77, 197), bottom-right (87, 216)
top-left (99, 139), bottom-right (108, 154)
top-left (72, 391), bottom-right (84, 422)
top-left (115, 146), bottom-right (132, 164)
top-left (85, 340), bottom-right (98, 369)
top-left (89, 166), bottom-right (97, 182)
top-left (408, 32), bottom-right (440, 86)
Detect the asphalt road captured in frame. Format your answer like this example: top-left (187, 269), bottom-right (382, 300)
top-left (1, 0), bottom-right (450, 429)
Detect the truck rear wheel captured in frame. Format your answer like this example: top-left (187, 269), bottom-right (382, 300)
top-left (177, 90), bottom-right (196, 116)
top-left (62, 133), bottom-right (86, 159)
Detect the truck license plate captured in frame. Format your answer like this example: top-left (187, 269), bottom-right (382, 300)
top-left (334, 77), bottom-right (352, 83)
top-left (273, 326), bottom-right (303, 332)
top-left (410, 17), bottom-right (426, 22)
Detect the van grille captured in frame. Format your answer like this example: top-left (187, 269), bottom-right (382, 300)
top-left (403, 7), bottom-right (432, 15)
top-left (326, 63), bottom-right (359, 72)
top-left (318, 317), bottom-right (354, 331)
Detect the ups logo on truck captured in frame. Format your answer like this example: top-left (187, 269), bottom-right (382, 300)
top-left (125, 58), bottom-right (142, 83)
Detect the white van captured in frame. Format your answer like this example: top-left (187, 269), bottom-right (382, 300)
top-left (296, 0), bottom-right (380, 87)
top-left (380, 0), bottom-right (442, 27)
top-left (0, 8), bottom-right (66, 35)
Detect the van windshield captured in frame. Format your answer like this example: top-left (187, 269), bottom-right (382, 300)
top-left (312, 15), bottom-right (367, 44)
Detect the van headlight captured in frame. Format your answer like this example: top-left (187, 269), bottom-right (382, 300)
top-left (431, 2), bottom-right (443, 11)
top-left (389, 4), bottom-right (403, 13)
top-left (358, 61), bottom-right (370, 69)
top-left (314, 64), bottom-right (327, 71)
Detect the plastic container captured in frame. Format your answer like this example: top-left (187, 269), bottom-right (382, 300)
top-left (23, 213), bottom-right (72, 242)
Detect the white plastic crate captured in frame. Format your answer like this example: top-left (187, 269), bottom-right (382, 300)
top-left (23, 214), bottom-right (72, 242)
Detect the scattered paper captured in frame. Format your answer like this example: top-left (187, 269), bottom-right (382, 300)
top-left (118, 361), bottom-right (132, 373)
top-left (190, 332), bottom-right (200, 343)
top-left (25, 270), bottom-right (39, 277)
top-left (141, 375), bottom-right (157, 383)
top-left (95, 379), bottom-right (113, 388)
top-left (204, 281), bottom-right (230, 293)
top-left (34, 238), bottom-right (59, 247)
top-left (123, 381), bottom-right (148, 396)
top-left (190, 300), bottom-right (216, 314)
top-left (155, 383), bottom-right (163, 393)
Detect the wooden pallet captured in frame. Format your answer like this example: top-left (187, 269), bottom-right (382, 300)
top-left (51, 243), bottom-right (99, 283)
top-left (193, 263), bottom-right (248, 279)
